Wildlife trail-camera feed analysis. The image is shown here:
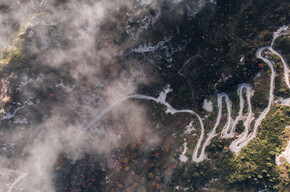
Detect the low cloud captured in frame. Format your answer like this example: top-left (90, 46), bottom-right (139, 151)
top-left (0, 0), bottom-right (209, 191)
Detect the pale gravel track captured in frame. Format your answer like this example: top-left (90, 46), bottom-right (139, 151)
top-left (0, 168), bottom-right (28, 192)
top-left (8, 172), bottom-right (28, 192)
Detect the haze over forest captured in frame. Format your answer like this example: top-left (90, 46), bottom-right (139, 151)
top-left (0, 0), bottom-right (289, 191)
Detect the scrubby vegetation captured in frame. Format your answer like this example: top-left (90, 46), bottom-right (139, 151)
top-left (172, 106), bottom-right (290, 191)
top-left (274, 36), bottom-right (290, 62)
top-left (49, 0), bottom-right (290, 191)
top-left (223, 106), bottom-right (290, 191)
top-left (0, 28), bottom-right (26, 77)
top-left (1, 0), bottom-right (289, 191)
top-left (0, 46), bottom-right (23, 66)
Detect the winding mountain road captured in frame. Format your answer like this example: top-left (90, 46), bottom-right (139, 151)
top-left (85, 25), bottom-right (289, 162)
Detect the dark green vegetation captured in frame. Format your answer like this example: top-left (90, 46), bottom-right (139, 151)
top-left (132, 0), bottom-right (289, 110)
top-left (53, 154), bottom-right (104, 192)
top-left (269, 54), bottom-right (290, 99)
top-left (0, 0), bottom-right (290, 191)
top-left (273, 35), bottom-right (290, 99)
top-left (171, 106), bottom-right (290, 192)
top-left (274, 35), bottom-right (290, 62)
top-left (128, 0), bottom-right (290, 191)
top-left (223, 106), bottom-right (290, 191)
